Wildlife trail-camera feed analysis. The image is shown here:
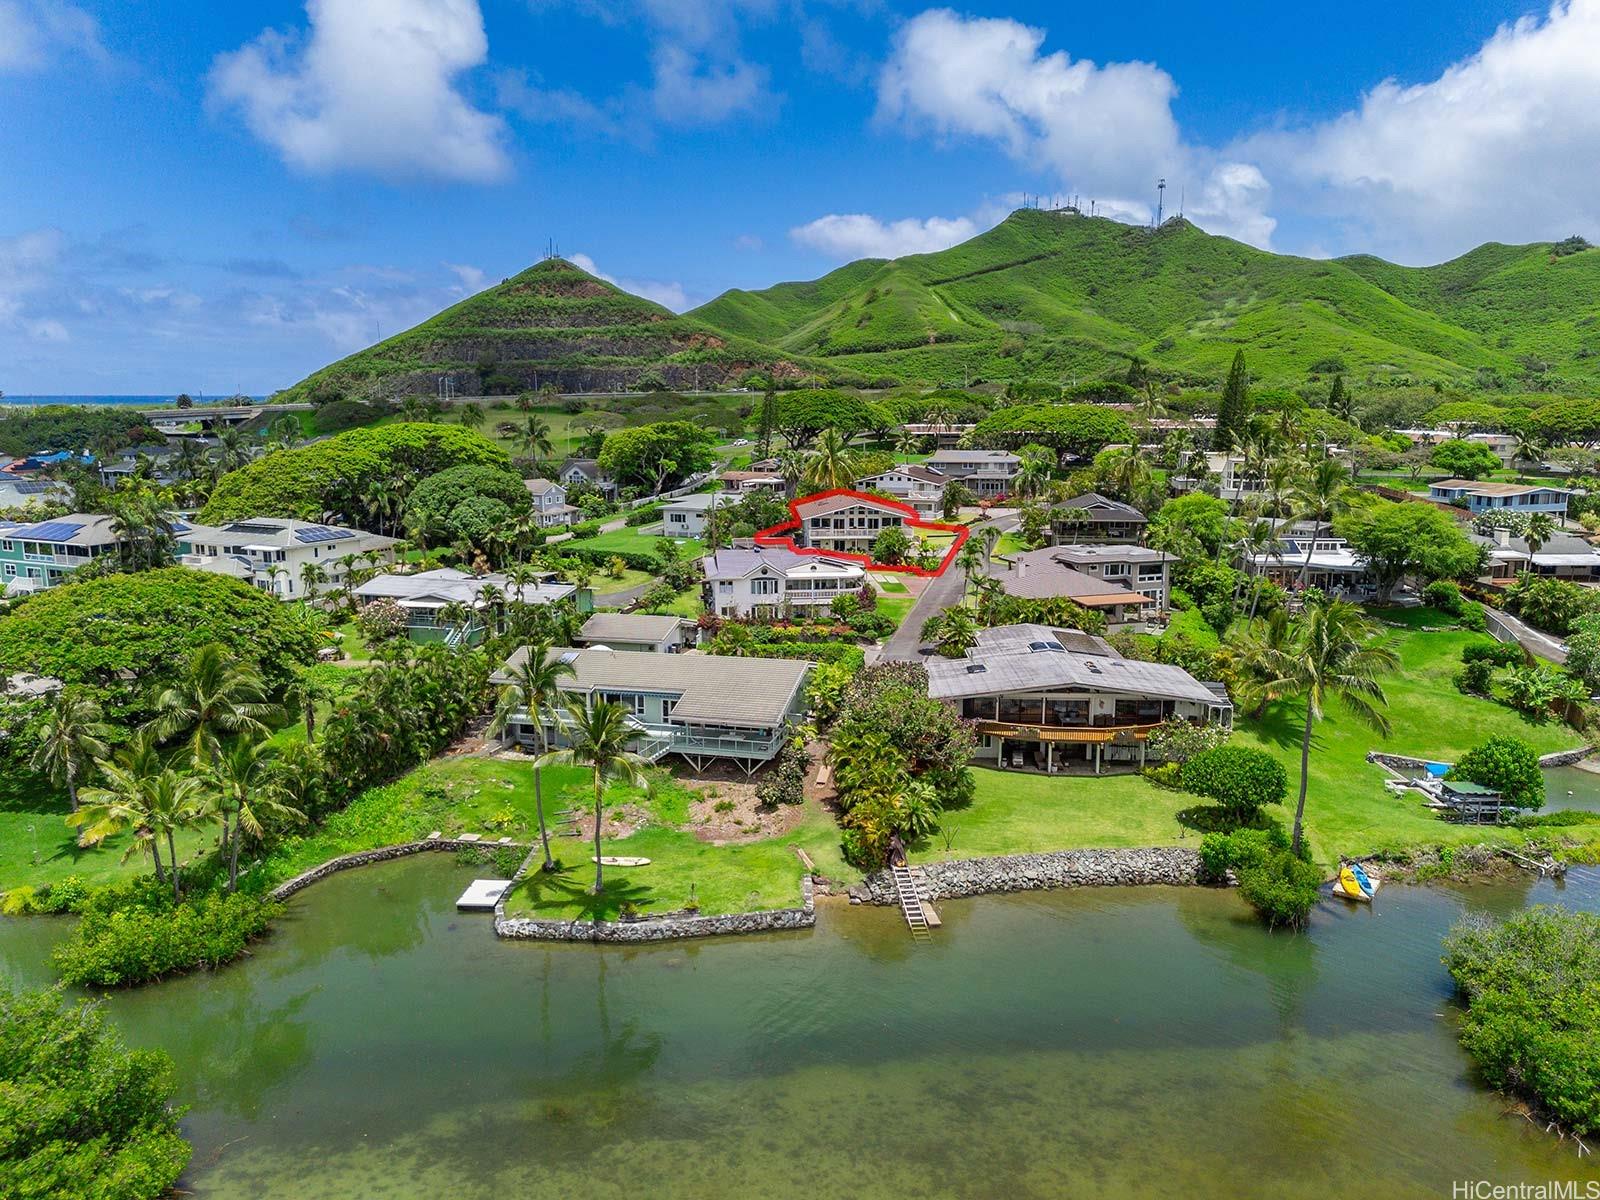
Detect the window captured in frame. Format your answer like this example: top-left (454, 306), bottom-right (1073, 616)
top-left (751, 577), bottom-right (778, 596)
top-left (1103, 563), bottom-right (1129, 577)
top-left (1046, 698), bottom-right (1089, 727)
top-left (1, 564), bottom-right (12, 577)
top-left (997, 697), bottom-right (1044, 725)
top-left (962, 697), bottom-right (997, 721)
top-left (1114, 698), bottom-right (1165, 723)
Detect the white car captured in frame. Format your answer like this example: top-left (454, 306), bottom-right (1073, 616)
top-left (731, 437), bottom-right (751, 446)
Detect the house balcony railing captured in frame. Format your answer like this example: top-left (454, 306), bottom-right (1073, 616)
top-left (511, 711), bottom-right (783, 761)
top-left (975, 719), bottom-right (1167, 744)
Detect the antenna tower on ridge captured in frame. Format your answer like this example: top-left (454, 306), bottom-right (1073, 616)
top-left (1156, 178), bottom-right (1166, 227)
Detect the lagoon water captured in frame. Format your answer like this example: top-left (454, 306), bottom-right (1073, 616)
top-left (3, 859), bottom-right (1597, 1199)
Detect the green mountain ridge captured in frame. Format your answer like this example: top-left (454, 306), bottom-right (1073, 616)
top-left (282, 211), bottom-right (1600, 400)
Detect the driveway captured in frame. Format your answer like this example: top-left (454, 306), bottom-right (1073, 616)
top-left (879, 510), bottom-right (1019, 662)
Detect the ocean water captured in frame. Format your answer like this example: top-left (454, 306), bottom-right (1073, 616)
top-left (2, 395), bottom-right (266, 408)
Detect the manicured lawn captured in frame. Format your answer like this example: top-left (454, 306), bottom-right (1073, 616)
top-left (878, 595), bottom-right (916, 630)
top-left (0, 794), bottom-right (212, 894)
top-left (915, 614), bottom-right (1587, 870)
top-left (588, 566), bottom-right (657, 598)
top-left (579, 526), bottom-right (703, 559)
top-left (873, 577), bottom-right (910, 594)
top-left (642, 587), bottom-right (704, 618)
top-left (993, 531), bottom-right (1026, 557)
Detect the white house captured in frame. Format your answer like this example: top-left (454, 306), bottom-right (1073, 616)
top-left (701, 545), bottom-right (866, 619)
top-left (179, 518), bottom-right (396, 600)
top-left (354, 567), bottom-right (582, 645)
top-left (993, 544), bottom-right (1173, 622)
top-left (855, 463), bottom-right (949, 518)
top-left (793, 493), bottom-right (908, 554)
top-left (661, 492), bottom-right (734, 538)
top-left (524, 478), bottom-right (579, 528)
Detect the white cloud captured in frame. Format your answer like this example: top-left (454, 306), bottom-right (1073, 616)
top-left (790, 212), bottom-right (981, 259)
top-left (877, 9), bottom-right (1180, 221)
top-left (1187, 162), bottom-right (1276, 248)
top-left (444, 262), bottom-right (487, 295)
top-left (209, 0), bottom-right (510, 183)
top-left (1241, 0), bottom-right (1600, 261)
top-left (650, 43), bottom-right (769, 125)
top-left (569, 253), bottom-right (689, 311)
top-left (0, 1), bottom-right (105, 73)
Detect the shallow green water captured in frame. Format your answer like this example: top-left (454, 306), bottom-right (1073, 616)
top-left (1543, 765), bottom-right (1600, 814)
top-left (3, 862), bottom-right (1598, 1199)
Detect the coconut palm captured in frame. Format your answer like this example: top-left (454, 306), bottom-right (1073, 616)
top-left (803, 428), bottom-right (859, 491)
top-left (536, 700), bottom-right (652, 894)
top-left (70, 733), bottom-right (166, 881)
top-left (519, 416), bottom-right (555, 463)
top-left (76, 762), bottom-right (208, 901)
top-left (776, 449), bottom-right (806, 499)
top-left (895, 430), bottom-right (921, 464)
top-left (1512, 432), bottom-right (1547, 480)
top-left (285, 670), bottom-right (333, 742)
top-left (1241, 595), bottom-right (1399, 855)
top-left (31, 689), bottom-right (115, 813)
top-left (1291, 455), bottom-right (1351, 587)
top-left (145, 643), bottom-right (281, 765)
top-left (1013, 449), bottom-right (1053, 501)
top-left (488, 641), bottom-right (576, 871)
top-left (457, 402), bottom-right (486, 430)
top-left (920, 605), bottom-right (981, 657)
top-left (209, 735), bottom-right (304, 890)
top-left (1524, 512), bottom-right (1557, 557)
top-left (299, 561), bottom-right (327, 603)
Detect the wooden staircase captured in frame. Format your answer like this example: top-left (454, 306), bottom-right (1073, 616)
top-left (891, 864), bottom-right (934, 941)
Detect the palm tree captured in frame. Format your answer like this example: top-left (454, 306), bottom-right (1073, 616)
top-left (286, 670), bottom-right (333, 742)
top-left (1291, 455), bottom-right (1350, 587)
top-left (75, 758), bottom-right (207, 902)
top-left (30, 689), bottom-right (114, 813)
top-left (437, 599), bottom-right (475, 641)
top-left (920, 606), bottom-right (981, 657)
top-left (536, 700), bottom-right (652, 894)
top-left (1524, 512), bottom-right (1557, 557)
top-left (956, 539), bottom-right (987, 600)
top-left (1243, 596), bottom-right (1400, 855)
top-left (146, 643), bottom-right (281, 765)
top-left (895, 429), bottom-right (921, 464)
top-left (457, 402), bottom-right (486, 430)
top-left (488, 641), bottom-right (576, 871)
top-left (1013, 449), bottom-right (1052, 501)
top-left (519, 416), bottom-right (555, 463)
top-left (1236, 517), bottom-right (1279, 620)
top-left (215, 426), bottom-right (253, 472)
top-left (209, 735), bottom-right (304, 890)
top-left (776, 449), bottom-right (806, 499)
top-left (1512, 432), bottom-right (1547, 480)
top-left (299, 561), bottom-right (327, 603)
top-left (803, 428), bottom-right (859, 491)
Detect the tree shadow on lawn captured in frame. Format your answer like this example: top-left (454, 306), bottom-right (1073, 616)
top-left (1175, 804), bottom-right (1288, 838)
top-left (1243, 700), bottom-right (1332, 755)
top-left (512, 861), bottom-right (659, 921)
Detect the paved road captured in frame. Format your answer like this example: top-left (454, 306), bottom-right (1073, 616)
top-left (879, 511), bottom-right (1019, 662)
top-left (1485, 606), bottom-right (1568, 665)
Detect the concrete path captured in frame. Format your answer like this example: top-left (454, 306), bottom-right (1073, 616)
top-left (879, 510), bottom-right (1019, 662)
top-left (1485, 606), bottom-right (1568, 665)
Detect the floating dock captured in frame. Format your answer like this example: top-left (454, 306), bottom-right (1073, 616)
top-left (456, 879), bottom-right (512, 911)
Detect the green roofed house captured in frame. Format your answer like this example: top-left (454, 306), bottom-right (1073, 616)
top-left (492, 644), bottom-right (811, 773)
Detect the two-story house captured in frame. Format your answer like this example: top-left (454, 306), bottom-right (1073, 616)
top-left (1048, 493), bottom-right (1149, 544)
top-left (179, 519), bottom-right (397, 600)
top-left (925, 449), bottom-right (1020, 498)
top-left (661, 492), bottom-right (734, 538)
top-left (792, 493), bottom-right (909, 554)
top-left (701, 545), bottom-right (866, 619)
top-left (524, 478), bottom-right (579, 528)
top-left (0, 514), bottom-right (126, 592)
top-left (927, 624), bottom-right (1233, 774)
top-left (1045, 544), bottom-right (1173, 609)
top-left (559, 458), bottom-right (618, 500)
top-left (854, 463), bottom-right (950, 518)
top-left (492, 644), bottom-right (812, 774)
top-left (1428, 479), bottom-right (1575, 516)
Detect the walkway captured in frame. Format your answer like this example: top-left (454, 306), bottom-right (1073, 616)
top-left (879, 510), bottom-right (1018, 662)
top-left (1484, 606), bottom-right (1568, 665)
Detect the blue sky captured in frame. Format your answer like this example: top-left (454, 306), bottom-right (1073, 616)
top-left (2, 0), bottom-right (1597, 394)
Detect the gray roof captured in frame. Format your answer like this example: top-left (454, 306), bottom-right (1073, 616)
top-left (356, 567), bottom-right (573, 607)
top-left (560, 458), bottom-right (608, 482)
top-left (0, 513), bottom-right (122, 546)
top-left (993, 549), bottom-right (1152, 603)
top-left (795, 493), bottom-right (907, 519)
top-left (187, 518), bottom-right (394, 550)
top-left (1046, 543), bottom-right (1168, 565)
top-left (858, 464), bottom-right (948, 486)
top-left (927, 624), bottom-right (1223, 705)
top-left (495, 646), bottom-right (811, 729)
top-left (928, 449), bottom-right (1020, 465)
top-left (700, 545), bottom-right (864, 581)
top-left (662, 491), bottom-right (732, 514)
top-left (1051, 492), bottom-right (1147, 523)
top-left (579, 613), bottom-right (689, 645)
top-left (525, 477), bottom-right (561, 497)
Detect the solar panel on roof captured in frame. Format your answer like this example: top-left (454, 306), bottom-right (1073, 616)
top-left (294, 526), bottom-right (354, 544)
top-left (11, 481), bottom-right (53, 494)
top-left (19, 521), bottom-right (85, 541)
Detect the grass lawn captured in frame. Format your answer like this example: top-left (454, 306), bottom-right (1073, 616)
top-left (873, 576), bottom-right (910, 594)
top-left (993, 531), bottom-right (1026, 557)
top-left (332, 621), bottom-right (372, 661)
top-left (878, 595), bottom-right (916, 630)
top-left (642, 587), bottom-right (704, 618)
top-left (579, 526), bottom-right (703, 559)
top-left (914, 612), bottom-right (1587, 870)
top-left (588, 566), bottom-right (657, 598)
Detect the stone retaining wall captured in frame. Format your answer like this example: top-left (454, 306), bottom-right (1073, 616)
top-left (1537, 746), bottom-right (1596, 767)
top-left (493, 875), bottom-right (815, 942)
top-left (267, 839), bottom-right (528, 902)
top-left (1368, 747), bottom-right (1595, 772)
top-left (857, 847), bottom-right (1203, 905)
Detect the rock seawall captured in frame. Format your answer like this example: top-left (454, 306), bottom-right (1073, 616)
top-left (493, 875), bottom-right (815, 942)
top-left (1367, 747), bottom-right (1595, 772)
top-left (267, 839), bottom-right (527, 902)
top-left (857, 847), bottom-right (1203, 904)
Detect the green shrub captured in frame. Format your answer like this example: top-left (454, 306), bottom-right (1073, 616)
top-left (1198, 826), bottom-right (1283, 881)
top-left (624, 503), bottom-right (664, 527)
top-left (1237, 850), bottom-right (1323, 929)
top-left (1422, 580), bottom-right (1464, 615)
top-left (0, 981), bottom-right (191, 1198)
top-left (53, 879), bottom-right (281, 988)
top-left (1141, 761), bottom-right (1183, 790)
top-left (1179, 746), bottom-right (1288, 819)
top-left (1512, 809), bottom-right (1600, 828)
top-left (1462, 641), bottom-right (1524, 668)
top-left (1448, 735), bottom-right (1546, 810)
top-left (1443, 906), bottom-right (1600, 1134)
top-left (1455, 659), bottom-right (1495, 695)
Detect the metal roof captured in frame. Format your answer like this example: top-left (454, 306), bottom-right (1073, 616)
top-left (1051, 492), bottom-right (1147, 522)
top-left (928, 449), bottom-right (1020, 464)
top-left (579, 613), bottom-right (689, 644)
top-left (927, 624), bottom-right (1223, 705)
top-left (701, 546), bottom-right (864, 581)
top-left (795, 493), bottom-right (906, 519)
top-left (495, 646), bottom-right (812, 729)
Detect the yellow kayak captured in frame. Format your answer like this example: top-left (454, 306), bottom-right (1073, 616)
top-left (1333, 864), bottom-right (1376, 901)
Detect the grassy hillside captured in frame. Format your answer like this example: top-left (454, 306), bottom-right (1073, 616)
top-left (693, 210), bottom-right (1599, 390)
top-left (280, 258), bottom-right (785, 400)
top-left (280, 212), bottom-right (1600, 398)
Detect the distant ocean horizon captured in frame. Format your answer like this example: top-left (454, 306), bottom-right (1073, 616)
top-left (2, 395), bottom-right (267, 408)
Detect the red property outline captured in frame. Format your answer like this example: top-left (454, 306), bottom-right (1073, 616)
top-left (752, 488), bottom-right (970, 577)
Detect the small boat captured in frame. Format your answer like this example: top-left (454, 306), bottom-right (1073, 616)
top-left (1332, 863), bottom-right (1377, 902)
